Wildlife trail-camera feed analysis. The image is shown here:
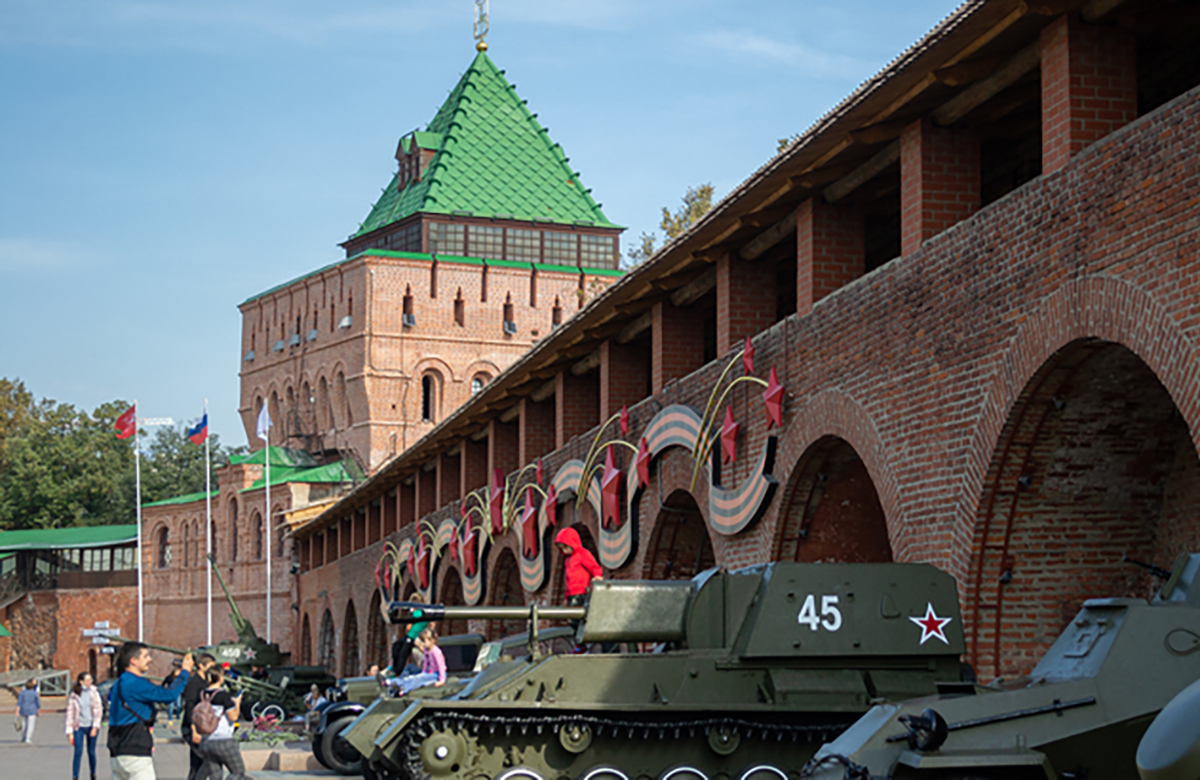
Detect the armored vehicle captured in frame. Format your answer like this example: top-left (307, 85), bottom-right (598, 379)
top-left (343, 562), bottom-right (971, 780)
top-left (314, 628), bottom-right (574, 775)
top-left (805, 553), bottom-right (1200, 780)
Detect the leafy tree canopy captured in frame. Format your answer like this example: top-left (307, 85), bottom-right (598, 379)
top-left (0, 378), bottom-right (244, 530)
top-left (625, 183), bottom-right (715, 268)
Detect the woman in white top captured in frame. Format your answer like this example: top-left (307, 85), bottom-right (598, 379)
top-left (65, 672), bottom-right (103, 780)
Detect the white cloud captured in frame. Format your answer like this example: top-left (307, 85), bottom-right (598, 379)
top-left (0, 238), bottom-right (97, 273)
top-left (693, 29), bottom-right (867, 77)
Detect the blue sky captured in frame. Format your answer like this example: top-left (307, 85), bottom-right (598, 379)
top-left (0, 0), bottom-right (962, 448)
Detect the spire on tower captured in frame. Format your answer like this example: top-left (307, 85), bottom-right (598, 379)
top-left (474, 0), bottom-right (489, 52)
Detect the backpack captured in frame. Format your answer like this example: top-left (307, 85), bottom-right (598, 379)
top-left (191, 690), bottom-right (220, 736)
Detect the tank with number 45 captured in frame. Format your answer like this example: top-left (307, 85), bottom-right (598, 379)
top-left (802, 553), bottom-right (1200, 780)
top-left (341, 561), bottom-right (973, 780)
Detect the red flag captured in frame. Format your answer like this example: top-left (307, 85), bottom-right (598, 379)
top-left (114, 405), bottom-right (137, 440)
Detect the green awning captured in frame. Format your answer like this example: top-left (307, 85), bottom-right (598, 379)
top-left (0, 524), bottom-right (138, 552)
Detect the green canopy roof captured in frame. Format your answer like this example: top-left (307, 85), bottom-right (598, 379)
top-left (0, 524), bottom-right (137, 552)
top-left (0, 623), bottom-right (10, 638)
top-left (354, 51), bottom-right (619, 238)
top-left (240, 460), bottom-right (355, 493)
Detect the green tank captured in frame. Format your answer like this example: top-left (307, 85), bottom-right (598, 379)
top-left (803, 553), bottom-right (1200, 780)
top-left (342, 562), bottom-right (971, 780)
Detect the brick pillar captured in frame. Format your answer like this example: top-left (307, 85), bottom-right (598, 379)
top-left (489, 419), bottom-right (520, 477)
top-left (796, 198), bottom-right (864, 316)
top-left (652, 302), bottom-right (704, 394)
top-left (519, 398), bottom-right (556, 464)
top-left (438, 452), bottom-right (461, 507)
top-left (1041, 14), bottom-right (1137, 175)
top-left (556, 371), bottom-right (600, 449)
top-left (368, 502), bottom-right (382, 545)
top-left (900, 118), bottom-right (980, 256)
top-left (716, 252), bottom-right (775, 356)
top-left (600, 340), bottom-right (650, 418)
top-left (461, 439), bottom-right (488, 497)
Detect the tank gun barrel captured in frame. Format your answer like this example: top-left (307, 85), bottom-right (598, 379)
top-left (1123, 555), bottom-right (1173, 580)
top-left (388, 601), bottom-right (585, 624)
top-left (207, 552), bottom-right (259, 640)
top-left (106, 635), bottom-right (193, 657)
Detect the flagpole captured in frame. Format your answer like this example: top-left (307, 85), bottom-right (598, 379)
top-left (134, 401), bottom-right (143, 642)
top-left (265, 430), bottom-right (272, 645)
top-left (205, 399), bottom-right (213, 646)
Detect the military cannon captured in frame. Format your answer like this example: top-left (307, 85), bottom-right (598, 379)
top-left (342, 561), bottom-right (970, 780)
top-left (804, 553), bottom-right (1200, 780)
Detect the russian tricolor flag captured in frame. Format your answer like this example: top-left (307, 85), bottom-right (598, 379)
top-left (187, 413), bottom-right (208, 445)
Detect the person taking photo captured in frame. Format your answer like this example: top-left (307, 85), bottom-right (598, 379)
top-left (108, 641), bottom-right (193, 780)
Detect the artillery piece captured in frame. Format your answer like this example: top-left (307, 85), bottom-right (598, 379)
top-left (804, 553), bottom-right (1200, 780)
top-left (342, 561), bottom-right (970, 780)
top-left (107, 553), bottom-right (334, 716)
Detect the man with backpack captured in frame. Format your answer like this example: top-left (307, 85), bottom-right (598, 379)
top-left (179, 653), bottom-right (216, 780)
top-left (108, 641), bottom-right (193, 780)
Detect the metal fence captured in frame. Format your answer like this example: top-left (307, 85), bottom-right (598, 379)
top-left (0, 669), bottom-right (70, 695)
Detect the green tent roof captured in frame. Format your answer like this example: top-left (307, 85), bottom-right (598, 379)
top-left (0, 623), bottom-right (10, 638)
top-left (354, 51), bottom-right (619, 238)
top-left (0, 525), bottom-right (138, 552)
top-left (241, 461), bottom-right (355, 493)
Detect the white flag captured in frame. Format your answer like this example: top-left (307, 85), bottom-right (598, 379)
top-left (256, 405), bottom-right (273, 441)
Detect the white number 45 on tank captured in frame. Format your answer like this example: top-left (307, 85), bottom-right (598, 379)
top-left (797, 594), bottom-right (842, 631)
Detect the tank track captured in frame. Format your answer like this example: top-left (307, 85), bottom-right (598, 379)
top-left (391, 708), bottom-right (854, 780)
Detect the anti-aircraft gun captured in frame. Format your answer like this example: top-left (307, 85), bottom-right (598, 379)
top-left (203, 552), bottom-right (282, 669)
top-left (342, 561), bottom-right (971, 780)
top-left (804, 553), bottom-right (1200, 780)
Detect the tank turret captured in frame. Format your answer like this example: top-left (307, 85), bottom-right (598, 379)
top-left (344, 561), bottom-right (968, 780)
top-left (805, 553), bottom-right (1200, 780)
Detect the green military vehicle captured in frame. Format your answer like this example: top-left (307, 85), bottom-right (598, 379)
top-left (343, 562), bottom-right (971, 780)
top-left (804, 553), bottom-right (1200, 780)
top-left (314, 628), bottom-right (574, 775)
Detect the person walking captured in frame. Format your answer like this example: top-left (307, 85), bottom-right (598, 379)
top-left (192, 665), bottom-right (248, 780)
top-left (66, 672), bottom-right (103, 780)
top-left (108, 641), bottom-right (193, 780)
top-left (179, 652), bottom-right (216, 780)
top-left (16, 678), bottom-right (39, 744)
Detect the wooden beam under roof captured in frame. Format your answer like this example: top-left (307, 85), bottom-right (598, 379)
top-left (740, 211), bottom-right (798, 261)
top-left (616, 311), bottom-right (652, 344)
top-left (932, 41), bottom-right (1040, 126)
top-left (670, 266), bottom-right (718, 306)
top-left (571, 350), bottom-right (600, 376)
top-left (530, 379), bottom-right (556, 403)
top-left (824, 142), bottom-right (901, 204)
top-left (499, 405), bottom-right (520, 423)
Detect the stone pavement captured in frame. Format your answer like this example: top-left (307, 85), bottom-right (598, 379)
top-left (0, 708), bottom-right (349, 780)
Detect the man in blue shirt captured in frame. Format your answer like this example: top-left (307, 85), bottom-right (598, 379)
top-left (108, 641), bottom-right (193, 780)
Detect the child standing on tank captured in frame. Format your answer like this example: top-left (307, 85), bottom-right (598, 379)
top-left (555, 527), bottom-right (603, 644)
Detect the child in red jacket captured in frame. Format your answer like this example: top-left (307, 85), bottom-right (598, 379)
top-left (554, 527), bottom-right (603, 605)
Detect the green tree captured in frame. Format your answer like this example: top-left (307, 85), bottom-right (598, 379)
top-left (624, 183), bottom-right (715, 268)
top-left (141, 424), bottom-right (244, 504)
top-left (0, 384), bottom-right (135, 529)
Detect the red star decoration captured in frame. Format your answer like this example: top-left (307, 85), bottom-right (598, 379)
top-left (462, 528), bottom-right (478, 577)
top-left (373, 558), bottom-right (382, 590)
top-left (720, 406), bottom-right (740, 464)
top-left (536, 458), bottom-right (544, 486)
top-left (406, 549), bottom-right (415, 580)
top-left (619, 405), bottom-right (630, 436)
top-left (489, 468), bottom-right (505, 535)
top-left (636, 437), bottom-right (651, 489)
top-left (909, 603), bottom-right (953, 645)
top-left (763, 366), bottom-right (784, 428)
top-left (447, 526), bottom-right (459, 565)
top-left (743, 336), bottom-right (755, 374)
top-left (416, 548), bottom-right (430, 590)
top-left (382, 564), bottom-right (392, 594)
top-left (521, 486), bottom-right (539, 559)
top-left (544, 483), bottom-right (558, 528)
top-left (600, 447), bottom-right (623, 530)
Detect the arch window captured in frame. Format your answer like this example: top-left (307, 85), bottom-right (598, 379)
top-left (552, 297), bottom-right (563, 327)
top-left (317, 610), bottom-right (336, 671)
top-left (454, 288), bottom-right (465, 327)
top-left (471, 373), bottom-right (491, 396)
top-left (421, 372), bottom-right (442, 423)
top-left (182, 524), bottom-right (190, 569)
top-left (252, 512), bottom-right (264, 561)
top-left (156, 527), bottom-right (171, 569)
